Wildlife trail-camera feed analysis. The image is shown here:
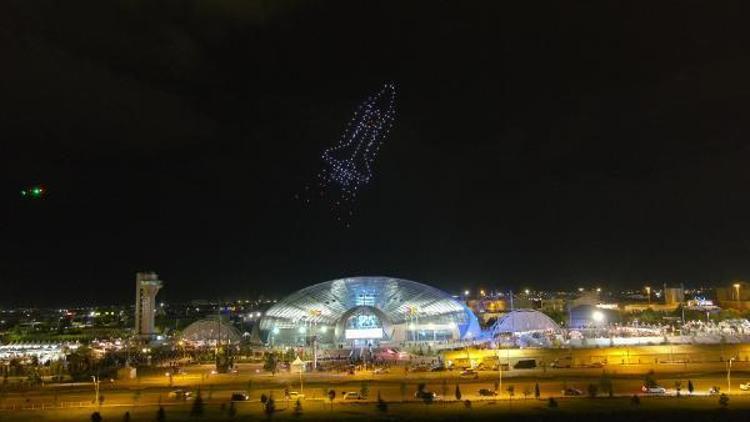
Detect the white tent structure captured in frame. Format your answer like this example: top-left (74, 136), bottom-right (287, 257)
top-left (488, 309), bottom-right (560, 337)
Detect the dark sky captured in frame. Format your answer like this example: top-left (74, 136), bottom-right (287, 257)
top-left (2, 1), bottom-right (750, 306)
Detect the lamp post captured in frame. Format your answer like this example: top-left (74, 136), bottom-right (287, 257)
top-left (734, 283), bottom-right (741, 304)
top-left (645, 286), bottom-right (651, 305)
top-left (495, 348), bottom-right (502, 394)
top-left (91, 376), bottom-right (100, 406)
top-left (727, 356), bottom-right (736, 394)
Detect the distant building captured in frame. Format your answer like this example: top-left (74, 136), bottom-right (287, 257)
top-left (663, 286), bottom-right (685, 305)
top-left (716, 281), bottom-right (750, 311)
top-left (135, 272), bottom-right (162, 337)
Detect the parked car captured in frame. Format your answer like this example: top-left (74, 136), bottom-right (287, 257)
top-left (288, 391), bottom-right (305, 400)
top-left (582, 362), bottom-right (604, 368)
top-left (343, 392), bottom-right (365, 400)
top-left (168, 389), bottom-right (192, 400)
top-left (708, 386), bottom-right (721, 395)
top-left (513, 359), bottom-right (537, 369)
top-left (231, 392), bottom-right (250, 401)
top-left (641, 385), bottom-right (666, 394)
top-left (373, 367), bottom-right (390, 375)
top-left (478, 388), bottom-right (497, 397)
top-left (562, 387), bottom-right (583, 396)
top-left (551, 357), bottom-right (573, 368)
top-left (460, 369), bottom-right (478, 377)
top-left (414, 391), bottom-right (438, 400)
top-left (430, 365), bottom-right (447, 372)
top-left (740, 382), bottom-right (750, 391)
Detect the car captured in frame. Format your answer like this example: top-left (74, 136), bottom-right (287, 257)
top-left (231, 392), bottom-right (250, 401)
top-left (478, 388), bottom-right (497, 397)
top-left (343, 392), bottom-right (365, 400)
top-left (460, 369), bottom-right (478, 377)
top-left (168, 389), bottom-right (192, 400)
top-left (551, 357), bottom-right (572, 368)
top-left (562, 388), bottom-right (583, 396)
top-left (582, 362), bottom-right (604, 368)
top-left (410, 366), bottom-right (429, 373)
top-left (708, 386), bottom-right (721, 395)
top-left (430, 365), bottom-right (447, 372)
top-left (414, 391), bottom-right (438, 400)
top-left (513, 359), bottom-right (537, 369)
top-left (641, 385), bottom-right (666, 394)
top-left (288, 391), bottom-right (305, 400)
top-left (373, 367), bottom-right (390, 375)
top-left (740, 383), bottom-right (750, 391)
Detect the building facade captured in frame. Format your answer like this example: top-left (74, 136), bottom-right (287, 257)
top-left (134, 272), bottom-right (162, 337)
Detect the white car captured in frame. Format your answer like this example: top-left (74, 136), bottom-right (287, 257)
top-left (288, 391), bottom-right (305, 399)
top-left (641, 385), bottom-right (666, 394)
top-left (740, 383), bottom-right (750, 391)
top-left (343, 392), bottom-right (365, 400)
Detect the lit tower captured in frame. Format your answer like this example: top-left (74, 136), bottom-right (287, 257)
top-left (135, 272), bottom-right (163, 338)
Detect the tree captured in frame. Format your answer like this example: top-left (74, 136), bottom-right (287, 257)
top-left (327, 389), bottom-right (335, 411)
top-left (674, 381), bottom-right (682, 397)
top-left (455, 384), bottom-right (462, 401)
top-left (156, 406), bottom-right (166, 422)
top-left (599, 372), bottom-right (613, 397)
top-left (376, 391), bottom-right (388, 413)
top-left (293, 398), bottom-right (303, 417)
top-left (228, 401), bottom-right (236, 418)
top-left (630, 395), bottom-right (640, 406)
top-left (123, 411), bottom-right (131, 422)
top-left (548, 397), bottom-right (558, 408)
top-left (523, 387), bottom-right (532, 400)
top-left (464, 399), bottom-right (472, 408)
top-left (91, 412), bottom-right (102, 422)
top-left (687, 380), bottom-right (694, 395)
top-left (506, 385), bottom-right (515, 399)
top-left (587, 384), bottom-right (598, 398)
top-left (643, 370), bottom-right (657, 388)
top-left (264, 397), bottom-right (276, 417)
top-left (719, 393), bottom-right (729, 408)
top-left (360, 381), bottom-right (370, 398)
top-left (260, 394), bottom-right (268, 405)
top-left (263, 353), bottom-right (278, 376)
top-left (190, 389), bottom-right (204, 416)
top-left (534, 383), bottom-right (540, 399)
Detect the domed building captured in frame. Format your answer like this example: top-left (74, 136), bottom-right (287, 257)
top-left (488, 309), bottom-right (561, 336)
top-left (259, 276), bottom-right (481, 346)
top-left (181, 318), bottom-right (243, 346)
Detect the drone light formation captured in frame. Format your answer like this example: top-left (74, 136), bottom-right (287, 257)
top-left (301, 83), bottom-right (396, 225)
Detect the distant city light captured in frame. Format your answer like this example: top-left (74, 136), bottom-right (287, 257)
top-left (464, 290), bottom-right (470, 296)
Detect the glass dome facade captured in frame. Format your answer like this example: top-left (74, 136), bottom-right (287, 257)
top-left (259, 276), bottom-right (481, 346)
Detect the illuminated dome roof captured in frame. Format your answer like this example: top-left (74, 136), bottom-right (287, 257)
top-left (259, 276), bottom-right (481, 343)
top-left (182, 318), bottom-right (242, 344)
top-left (489, 309), bottom-right (560, 335)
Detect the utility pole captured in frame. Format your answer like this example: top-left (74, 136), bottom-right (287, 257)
top-left (727, 356), bottom-right (735, 394)
top-left (91, 376), bottom-right (100, 406)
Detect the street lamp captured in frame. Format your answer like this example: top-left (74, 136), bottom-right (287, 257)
top-left (727, 356), bottom-right (736, 394)
top-left (592, 311), bottom-right (605, 324)
top-left (734, 283), bottom-right (741, 303)
top-left (91, 376), bottom-right (100, 406)
top-left (464, 290), bottom-right (470, 297)
top-left (645, 286), bottom-right (651, 305)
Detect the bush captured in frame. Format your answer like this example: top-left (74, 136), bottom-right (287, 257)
top-left (630, 395), bottom-right (640, 406)
top-left (719, 393), bottom-right (729, 407)
top-left (455, 384), bottom-right (462, 401)
top-left (190, 390), bottom-right (204, 416)
top-left (156, 406), bottom-right (166, 422)
top-left (293, 398), bottom-right (303, 417)
top-left (264, 397), bottom-right (276, 416)
top-left (548, 397), bottom-right (558, 408)
top-left (464, 399), bottom-right (472, 408)
top-left (91, 412), bottom-right (102, 422)
top-left (376, 392), bottom-right (388, 413)
top-left (587, 384), bottom-right (598, 398)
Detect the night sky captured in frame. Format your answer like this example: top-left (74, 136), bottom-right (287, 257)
top-left (2, 1), bottom-right (750, 306)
